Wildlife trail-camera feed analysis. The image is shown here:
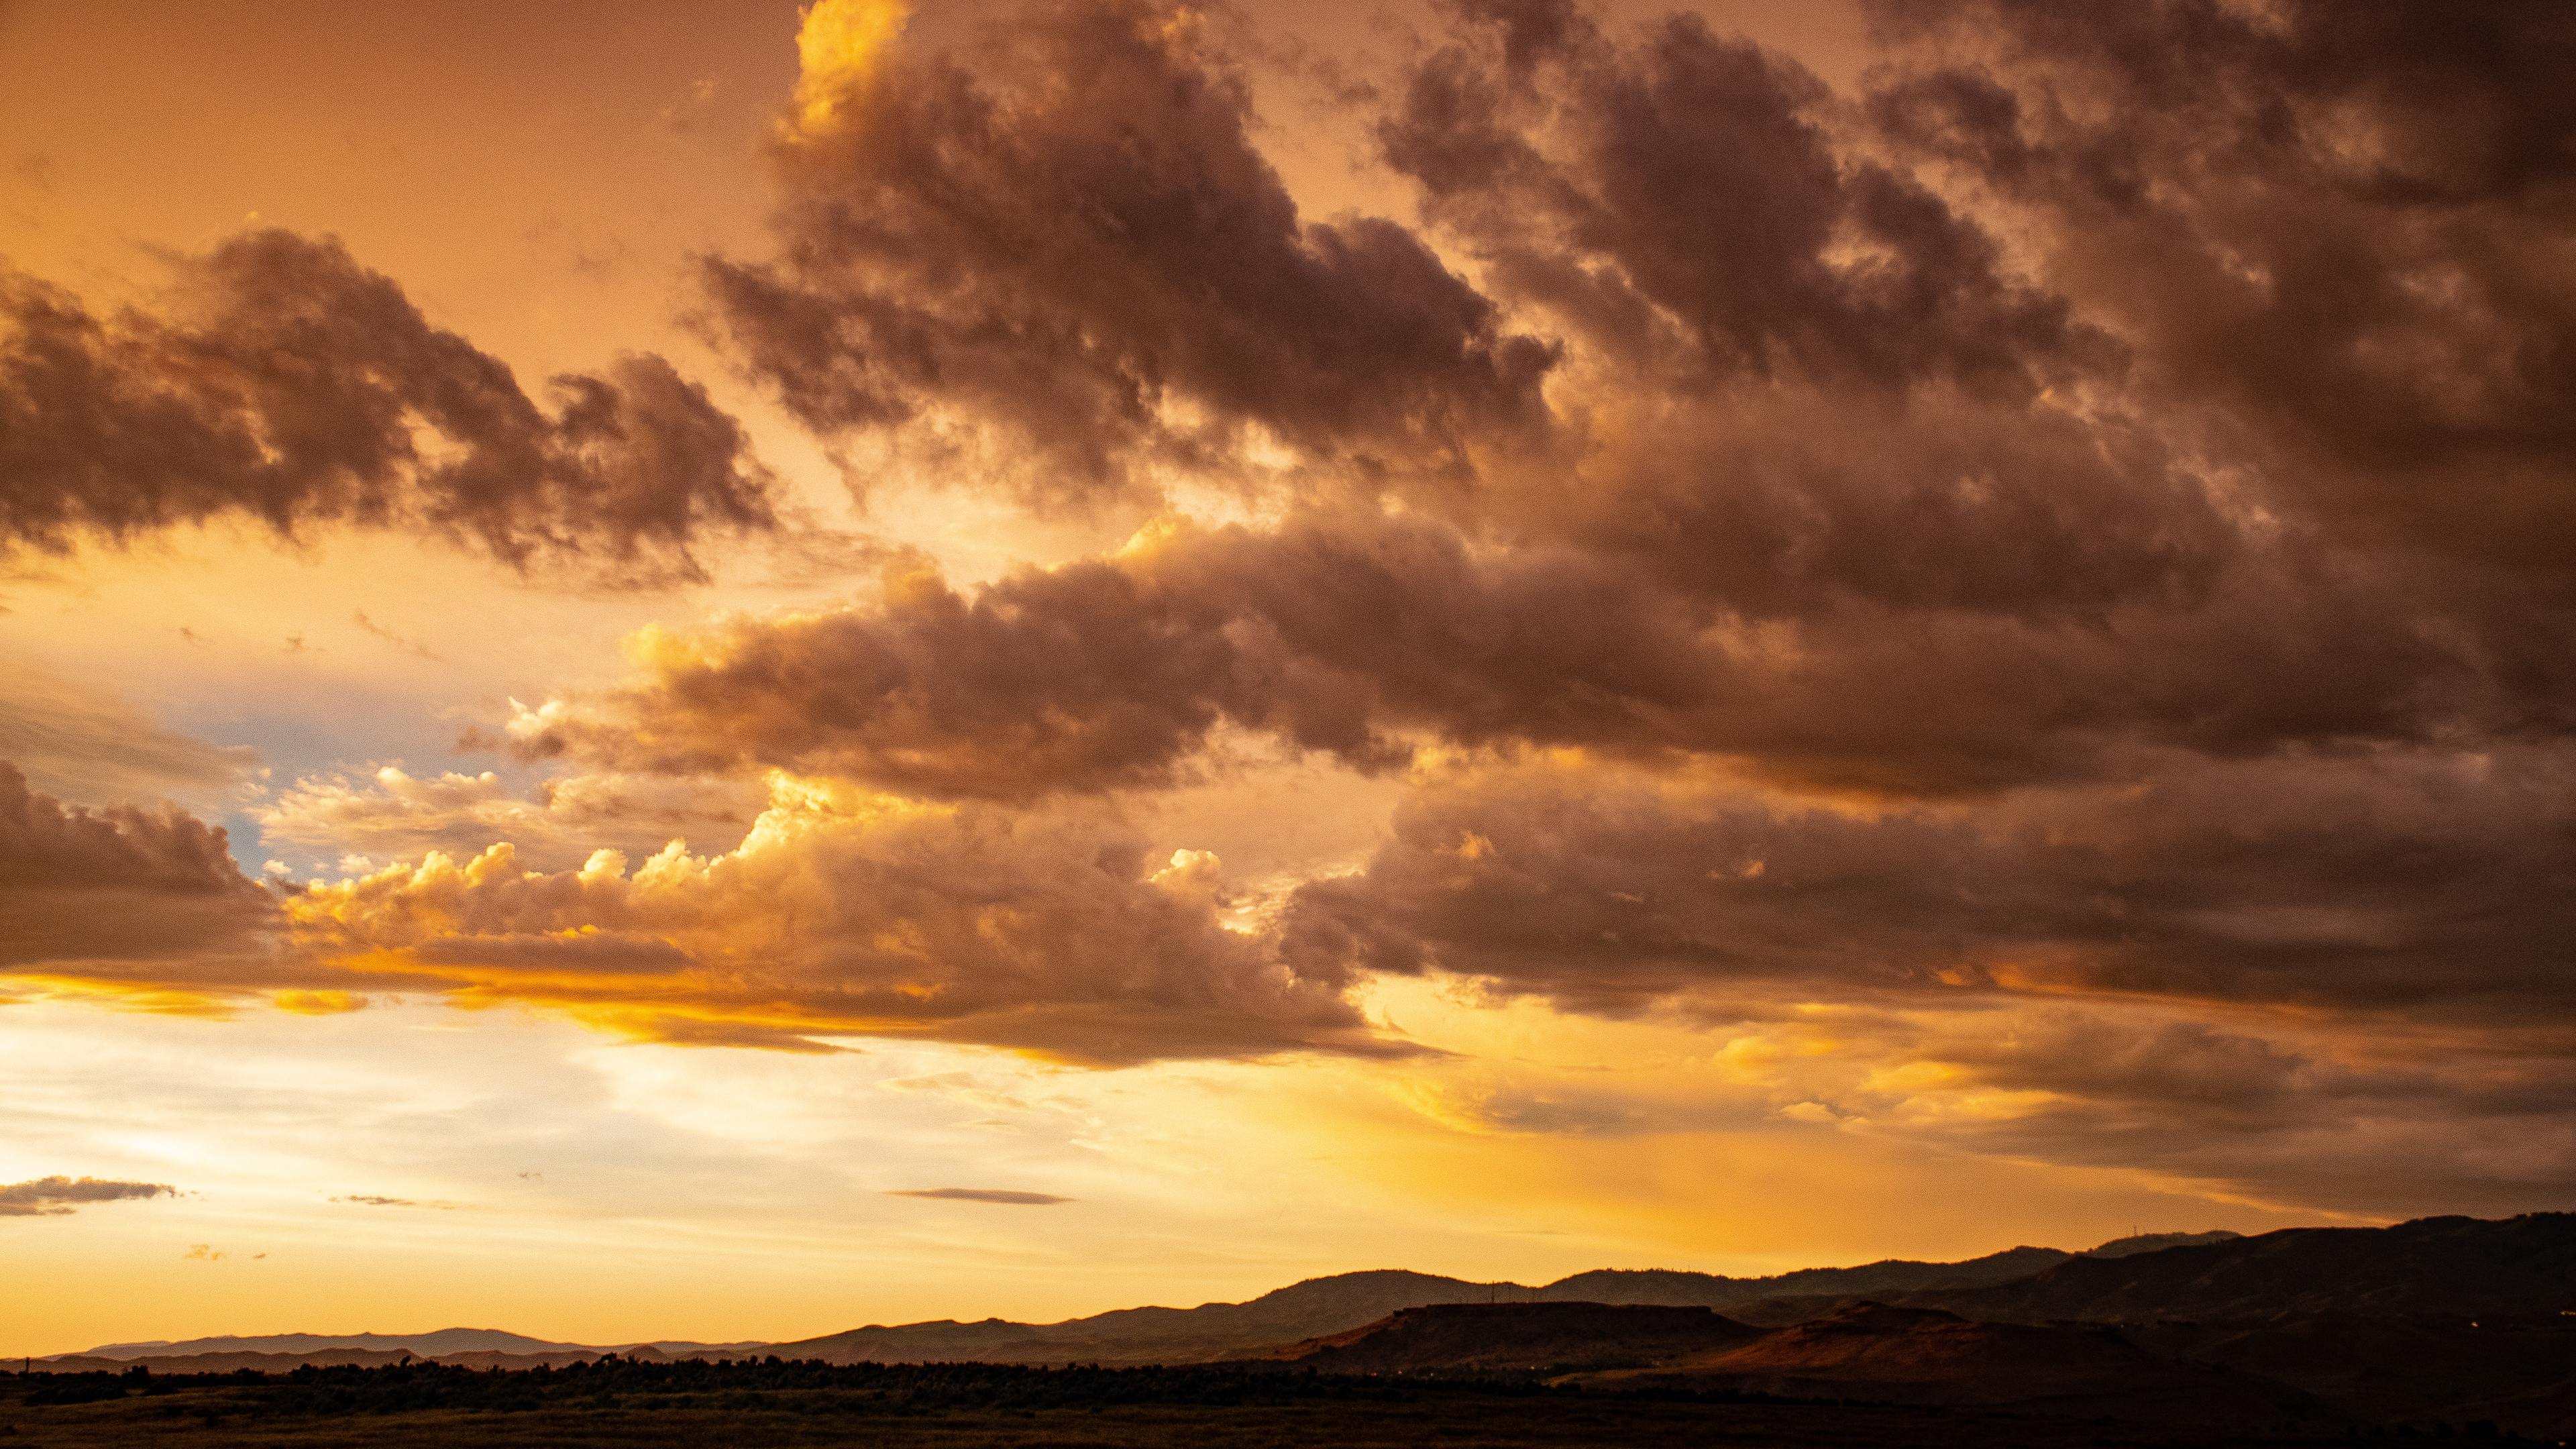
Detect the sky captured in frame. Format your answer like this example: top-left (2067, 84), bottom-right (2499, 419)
top-left (1, 0), bottom-right (2572, 1357)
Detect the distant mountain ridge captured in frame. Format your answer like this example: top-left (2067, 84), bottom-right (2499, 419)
top-left (1250, 1258), bottom-right (2576, 1439)
top-left (45, 1238), bottom-right (2158, 1368)
top-left (763, 1234), bottom-right (2240, 1365)
top-left (45, 1229), bottom-right (2240, 1367)
top-left (2082, 1230), bottom-right (2243, 1260)
top-left (55, 1328), bottom-right (763, 1369)
top-left (43, 1216), bottom-right (2576, 1440)
top-left (83, 1329), bottom-right (580, 1359)
top-left (70, 1217), bottom-right (2576, 1372)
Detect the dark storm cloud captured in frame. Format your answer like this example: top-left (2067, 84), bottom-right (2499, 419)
top-left (513, 499), bottom-right (2515, 800)
top-left (0, 761), bottom-right (278, 969)
top-left (583, 0), bottom-right (2576, 808)
top-left (1386, 0), bottom-right (2093, 394)
top-left (1862, 0), bottom-right (2576, 575)
top-left (31, 0), bottom-right (2567, 1212)
top-left (1277, 747), bottom-right (2576, 1023)
top-left (710, 0), bottom-right (1555, 508)
top-left (0, 1176), bottom-right (176, 1218)
top-left (508, 510), bottom-right (1705, 796)
top-left (485, 0), bottom-right (2576, 1198)
top-left (0, 230), bottom-right (778, 582)
top-left (1874, 1008), bottom-right (2576, 1217)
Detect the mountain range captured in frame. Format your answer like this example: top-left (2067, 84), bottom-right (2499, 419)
top-left (44, 1228), bottom-right (2214, 1373)
top-left (45, 1215), bottom-right (2575, 1375)
top-left (38, 1330), bottom-right (764, 1375)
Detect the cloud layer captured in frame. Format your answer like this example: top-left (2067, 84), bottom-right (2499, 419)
top-left (9, 0), bottom-right (2574, 1217)
top-left (282, 776), bottom-right (1379, 1063)
top-left (1279, 748), bottom-right (2576, 1024)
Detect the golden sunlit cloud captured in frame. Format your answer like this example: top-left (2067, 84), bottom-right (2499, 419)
top-left (790, 0), bottom-right (911, 133)
top-left (275, 772), bottom-right (1381, 1064)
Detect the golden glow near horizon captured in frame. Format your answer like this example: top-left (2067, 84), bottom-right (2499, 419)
top-left (3, 0), bottom-right (2570, 1363)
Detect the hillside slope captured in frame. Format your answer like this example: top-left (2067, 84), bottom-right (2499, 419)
top-left (772, 1245), bottom-right (2109, 1365)
top-left (1261, 1301), bottom-right (1760, 1375)
top-left (1591, 1302), bottom-right (2332, 1427)
top-left (1917, 1214), bottom-right (2576, 1324)
top-left (776, 1270), bottom-right (1513, 1366)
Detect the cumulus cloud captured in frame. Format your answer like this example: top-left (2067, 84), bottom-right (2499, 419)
top-left (0, 1176), bottom-right (176, 1217)
top-left (0, 761), bottom-right (279, 973)
top-left (20, 0), bottom-right (2576, 1217)
top-left (506, 500), bottom-right (2509, 800)
top-left (0, 230), bottom-right (779, 582)
top-left (281, 775), bottom-right (1387, 1063)
top-left (615, 0), bottom-right (2576, 802)
top-left (253, 765), bottom-right (763, 873)
top-left (0, 766), bottom-right (1388, 1063)
top-left (452, 1), bottom-right (2576, 1206)
top-left (709, 0), bottom-right (1554, 508)
top-left (1864, 0), bottom-right (2576, 576)
top-left (1385, 0), bottom-right (2092, 394)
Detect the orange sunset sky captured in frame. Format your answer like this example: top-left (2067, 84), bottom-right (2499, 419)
top-left (3, 0), bottom-right (2572, 1358)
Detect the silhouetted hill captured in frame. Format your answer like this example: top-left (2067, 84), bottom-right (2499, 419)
top-left (704, 1216), bottom-right (2576, 1367)
top-left (57, 1328), bottom-right (763, 1371)
top-left (2083, 1230), bottom-right (2242, 1258)
top-left (774, 1249), bottom-right (2125, 1366)
top-left (1247, 1299), bottom-right (2331, 1429)
top-left (1628, 1302), bottom-right (2200, 1396)
top-left (1592, 1302), bottom-right (2332, 1428)
top-left (1536, 1245), bottom-right (2074, 1311)
top-left (777, 1270), bottom-right (1523, 1366)
top-left (61, 1216), bottom-right (2569, 1381)
top-left (38, 1350), bottom-right (429, 1375)
top-left (1260, 1302), bottom-right (1760, 1375)
top-left (77, 1329), bottom-right (572, 1360)
top-left (1915, 1213), bottom-right (2576, 1324)
top-left (2129, 1313), bottom-right (2576, 1439)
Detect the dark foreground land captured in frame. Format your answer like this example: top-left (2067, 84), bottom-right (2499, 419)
top-left (0, 1360), bottom-right (2495, 1449)
top-left (21, 1218), bottom-right (2576, 1444)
